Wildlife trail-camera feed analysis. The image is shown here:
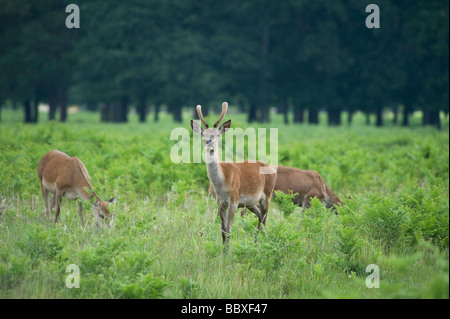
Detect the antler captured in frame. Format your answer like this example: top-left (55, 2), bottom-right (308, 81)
top-left (214, 102), bottom-right (228, 128)
top-left (196, 105), bottom-right (209, 128)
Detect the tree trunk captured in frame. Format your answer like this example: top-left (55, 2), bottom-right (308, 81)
top-left (137, 94), bottom-right (147, 123)
top-left (375, 107), bottom-right (383, 127)
top-left (59, 87), bottom-right (68, 123)
top-left (100, 103), bottom-right (111, 122)
top-left (239, 101), bottom-right (246, 113)
top-left (365, 112), bottom-right (371, 125)
top-left (422, 109), bottom-right (429, 126)
top-left (293, 105), bottom-right (304, 123)
top-left (173, 107), bottom-right (182, 123)
top-left (308, 108), bottom-right (319, 124)
top-left (279, 102), bottom-right (289, 125)
top-left (260, 106), bottom-right (270, 123)
top-left (423, 109), bottom-right (441, 129)
top-left (24, 99), bottom-right (32, 123)
top-left (392, 105), bottom-right (398, 125)
top-left (170, 103), bottom-right (182, 123)
top-left (248, 104), bottom-right (257, 123)
top-left (402, 106), bottom-right (410, 126)
top-left (48, 88), bottom-right (58, 121)
top-left (113, 102), bottom-right (121, 122)
top-left (113, 96), bottom-right (128, 123)
top-left (327, 109), bottom-right (341, 126)
top-left (120, 96), bottom-right (128, 122)
top-left (430, 110), bottom-right (441, 130)
top-left (30, 98), bottom-right (39, 123)
top-left (347, 111), bottom-right (354, 125)
top-left (154, 103), bottom-right (160, 122)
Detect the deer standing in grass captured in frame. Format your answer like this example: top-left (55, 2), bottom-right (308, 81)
top-left (274, 166), bottom-right (343, 211)
top-left (191, 102), bottom-right (277, 250)
top-left (38, 150), bottom-right (115, 226)
top-left (241, 166), bottom-right (343, 218)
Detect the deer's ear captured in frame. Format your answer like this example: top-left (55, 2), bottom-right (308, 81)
top-left (191, 120), bottom-right (203, 134)
top-left (219, 119), bottom-right (231, 133)
top-left (107, 198), bottom-right (116, 204)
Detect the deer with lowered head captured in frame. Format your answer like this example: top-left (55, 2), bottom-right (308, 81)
top-left (241, 166), bottom-right (343, 218)
top-left (191, 102), bottom-right (277, 250)
top-left (274, 166), bottom-right (343, 211)
top-left (38, 150), bottom-right (115, 226)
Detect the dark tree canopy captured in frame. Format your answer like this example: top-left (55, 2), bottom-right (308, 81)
top-left (0, 0), bottom-right (448, 127)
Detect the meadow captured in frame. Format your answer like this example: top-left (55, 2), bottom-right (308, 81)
top-left (0, 109), bottom-right (448, 299)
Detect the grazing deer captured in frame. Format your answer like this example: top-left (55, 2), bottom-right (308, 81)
top-left (191, 102), bottom-right (277, 250)
top-left (38, 150), bottom-right (115, 226)
top-left (274, 166), bottom-right (343, 211)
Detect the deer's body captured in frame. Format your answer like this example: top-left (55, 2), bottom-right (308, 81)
top-left (275, 166), bottom-right (343, 210)
top-left (38, 150), bottom-right (114, 225)
top-left (192, 102), bottom-right (276, 249)
top-left (207, 160), bottom-right (276, 231)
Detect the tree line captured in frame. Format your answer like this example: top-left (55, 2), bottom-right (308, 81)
top-left (0, 0), bottom-right (448, 128)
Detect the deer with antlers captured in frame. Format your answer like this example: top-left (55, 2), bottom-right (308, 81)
top-left (191, 102), bottom-right (277, 250)
top-left (38, 150), bottom-right (115, 226)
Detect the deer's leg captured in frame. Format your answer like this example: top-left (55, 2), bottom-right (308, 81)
top-left (78, 201), bottom-right (85, 227)
top-left (248, 206), bottom-right (262, 231)
top-left (40, 183), bottom-right (50, 220)
top-left (246, 205), bottom-right (264, 243)
top-left (261, 196), bottom-right (272, 228)
top-left (50, 194), bottom-right (56, 211)
top-left (223, 202), bottom-right (237, 252)
top-left (54, 190), bottom-right (63, 224)
top-left (218, 200), bottom-right (230, 246)
top-left (240, 209), bottom-right (249, 218)
top-left (301, 197), bottom-right (312, 212)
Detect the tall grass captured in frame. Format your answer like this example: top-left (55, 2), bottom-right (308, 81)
top-left (0, 109), bottom-right (448, 298)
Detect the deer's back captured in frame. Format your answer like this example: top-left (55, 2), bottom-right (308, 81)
top-left (275, 166), bottom-right (321, 194)
top-left (220, 161), bottom-right (276, 197)
top-left (38, 150), bottom-right (87, 189)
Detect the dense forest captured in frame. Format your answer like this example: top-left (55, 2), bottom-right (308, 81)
top-left (0, 0), bottom-right (448, 127)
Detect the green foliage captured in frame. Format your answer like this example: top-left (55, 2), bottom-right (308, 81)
top-left (121, 274), bottom-right (168, 299)
top-left (180, 277), bottom-right (199, 299)
top-left (170, 180), bottom-right (189, 207)
top-left (273, 190), bottom-right (297, 216)
top-left (0, 115), bottom-right (448, 299)
top-left (335, 226), bottom-right (362, 272)
top-left (18, 225), bottom-right (64, 263)
top-left (364, 194), bottom-right (411, 253)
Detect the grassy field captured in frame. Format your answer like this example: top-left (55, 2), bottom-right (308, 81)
top-left (0, 108), bottom-right (448, 299)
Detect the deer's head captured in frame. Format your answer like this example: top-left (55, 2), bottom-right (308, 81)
top-left (91, 197), bottom-right (116, 221)
top-left (191, 102), bottom-right (231, 156)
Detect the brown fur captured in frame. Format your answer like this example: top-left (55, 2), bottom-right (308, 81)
top-left (274, 166), bottom-right (343, 210)
top-left (207, 161), bottom-right (277, 248)
top-left (192, 103), bottom-right (277, 250)
top-left (38, 150), bottom-right (114, 225)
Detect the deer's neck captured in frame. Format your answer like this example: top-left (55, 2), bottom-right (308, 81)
top-left (77, 183), bottom-right (98, 203)
top-left (206, 149), bottom-right (224, 189)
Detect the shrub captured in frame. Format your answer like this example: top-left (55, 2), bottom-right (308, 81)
top-left (273, 190), bottom-right (298, 217)
top-left (121, 274), bottom-right (168, 299)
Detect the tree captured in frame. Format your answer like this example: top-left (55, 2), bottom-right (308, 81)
top-left (0, 0), bottom-right (79, 123)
